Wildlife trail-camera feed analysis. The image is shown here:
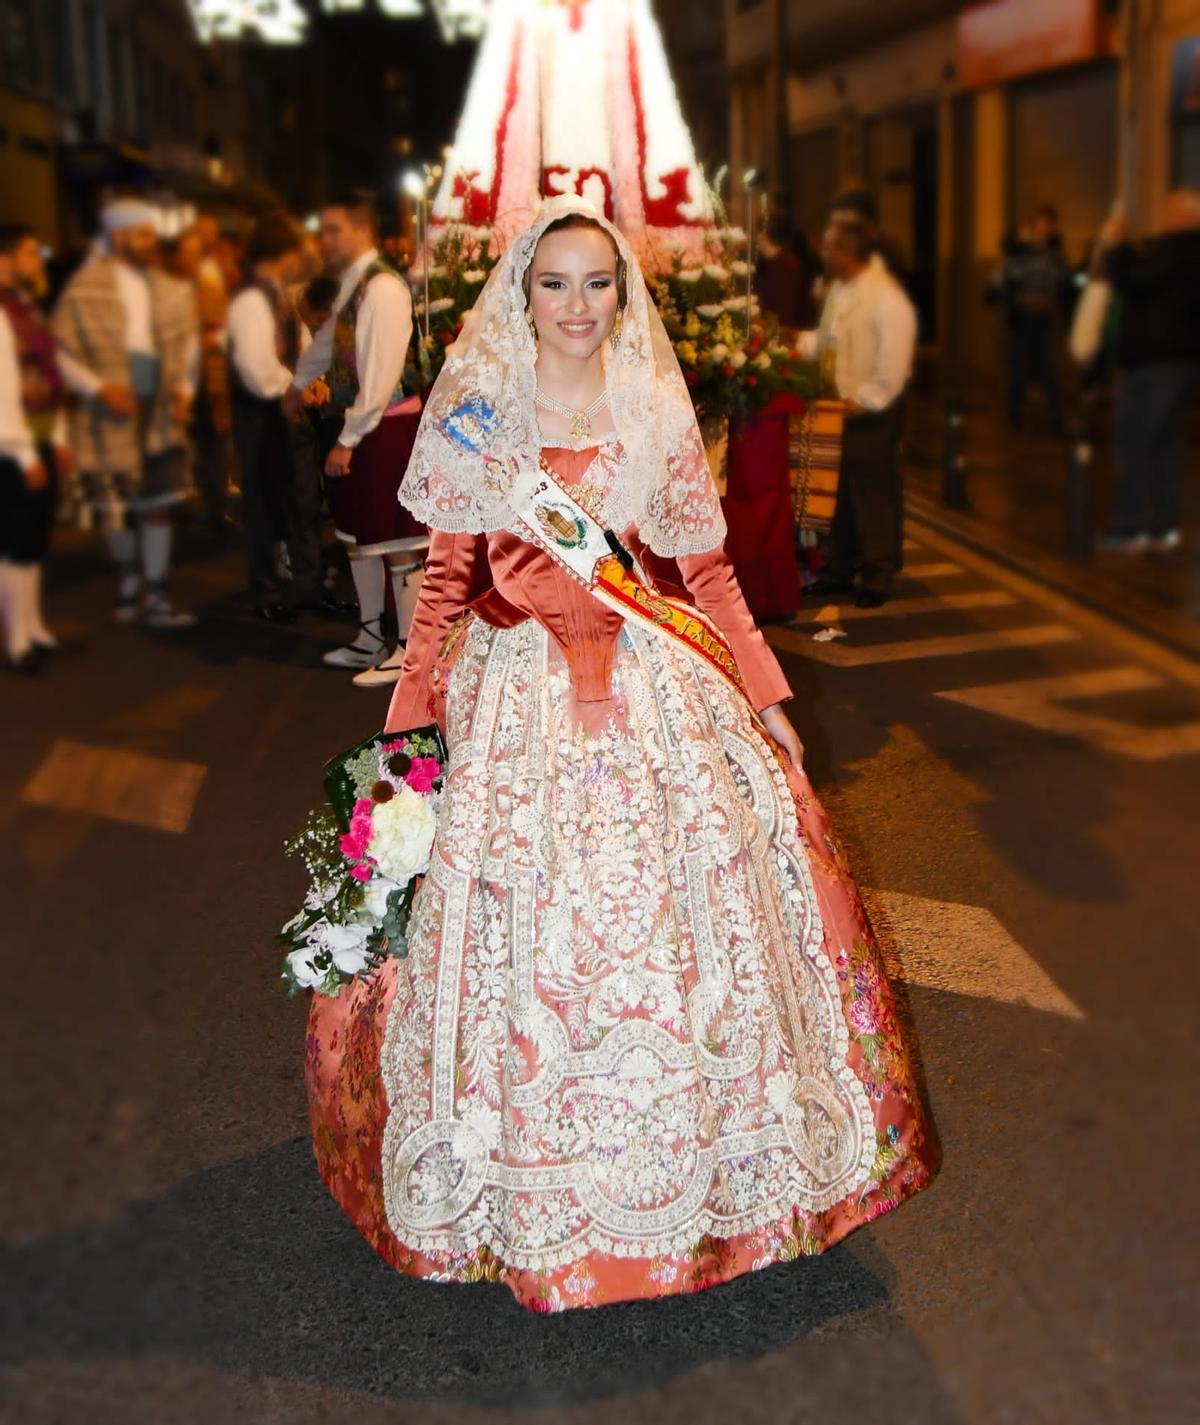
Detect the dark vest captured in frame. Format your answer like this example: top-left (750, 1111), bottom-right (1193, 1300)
top-left (328, 257), bottom-right (406, 410)
top-left (229, 277), bottom-right (301, 405)
top-left (1, 286), bottom-right (64, 421)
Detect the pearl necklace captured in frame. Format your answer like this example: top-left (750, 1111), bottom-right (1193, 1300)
top-left (535, 386), bottom-right (610, 444)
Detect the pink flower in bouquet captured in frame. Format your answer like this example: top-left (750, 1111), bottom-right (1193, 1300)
top-left (348, 862), bottom-right (373, 882)
top-left (340, 798), bottom-right (375, 862)
top-left (405, 756), bottom-right (441, 794)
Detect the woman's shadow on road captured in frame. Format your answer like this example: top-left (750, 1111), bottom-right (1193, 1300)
top-left (2, 1137), bottom-right (960, 1414)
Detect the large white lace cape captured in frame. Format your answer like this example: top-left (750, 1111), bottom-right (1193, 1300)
top-left (399, 195), bottom-right (727, 559)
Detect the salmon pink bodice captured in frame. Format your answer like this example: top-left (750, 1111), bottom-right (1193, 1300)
top-left (386, 443), bottom-right (792, 732)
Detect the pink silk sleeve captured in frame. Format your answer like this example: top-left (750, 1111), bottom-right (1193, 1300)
top-left (384, 531), bottom-right (482, 733)
top-left (676, 547), bottom-right (793, 711)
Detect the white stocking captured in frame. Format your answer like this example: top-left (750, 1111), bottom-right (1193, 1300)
top-left (388, 560), bottom-right (425, 643)
top-left (105, 527), bottom-right (140, 600)
top-left (0, 560), bottom-right (30, 660)
top-left (27, 562), bottom-right (55, 646)
top-left (346, 549), bottom-right (386, 650)
top-left (140, 520), bottom-right (173, 590)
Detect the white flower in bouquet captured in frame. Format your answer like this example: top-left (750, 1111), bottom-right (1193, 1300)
top-left (368, 785), bottom-right (437, 882)
top-left (754, 351), bottom-right (772, 370)
top-left (695, 303), bottom-right (724, 319)
top-left (704, 263), bottom-right (731, 283)
top-left (427, 265), bottom-right (448, 279)
top-left (676, 267), bottom-right (703, 283)
top-left (322, 921), bottom-right (373, 977)
top-left (287, 946), bottom-right (330, 991)
top-left (710, 342), bottom-right (729, 360)
top-left (427, 297), bottom-right (456, 314)
top-left (730, 350), bottom-right (748, 369)
top-left (723, 295), bottom-right (750, 313)
top-left (462, 269), bottom-right (486, 283)
top-left (361, 874), bottom-right (401, 923)
top-left (730, 260), bottom-right (750, 278)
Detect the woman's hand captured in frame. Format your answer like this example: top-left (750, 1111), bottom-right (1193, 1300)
top-left (760, 702), bottom-right (804, 771)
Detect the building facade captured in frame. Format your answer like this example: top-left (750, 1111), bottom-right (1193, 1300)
top-left (0, 0), bottom-right (280, 251)
top-left (725, 0), bottom-right (1200, 388)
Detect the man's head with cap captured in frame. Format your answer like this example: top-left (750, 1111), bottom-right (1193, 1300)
top-left (102, 198), bottom-right (160, 269)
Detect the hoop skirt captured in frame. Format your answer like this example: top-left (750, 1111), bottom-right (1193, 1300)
top-left (304, 444), bottom-right (937, 1312)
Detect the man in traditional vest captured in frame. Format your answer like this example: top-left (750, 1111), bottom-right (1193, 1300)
top-left (0, 224), bottom-right (72, 672)
top-left (51, 199), bottom-right (198, 629)
top-left (227, 213), bottom-right (332, 623)
top-left (285, 193), bottom-right (427, 681)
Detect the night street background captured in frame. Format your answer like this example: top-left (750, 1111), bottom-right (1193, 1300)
top-left (3, 501), bottom-right (1197, 1425)
top-left (3, 0), bottom-right (1200, 1420)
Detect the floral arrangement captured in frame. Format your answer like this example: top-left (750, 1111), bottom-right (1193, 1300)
top-left (650, 227), bottom-right (816, 425)
top-left (403, 216), bottom-right (816, 426)
top-left (279, 728), bottom-right (445, 997)
top-left (408, 225), bottom-right (501, 391)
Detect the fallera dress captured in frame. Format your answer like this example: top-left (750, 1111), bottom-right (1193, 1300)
top-left (304, 439), bottom-right (938, 1313)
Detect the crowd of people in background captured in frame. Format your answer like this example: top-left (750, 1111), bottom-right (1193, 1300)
top-left (753, 182), bottom-right (1200, 574)
top-left (0, 192), bottom-right (427, 676)
top-left (2, 178), bottom-right (1197, 675)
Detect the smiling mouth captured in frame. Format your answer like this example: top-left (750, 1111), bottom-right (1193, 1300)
top-left (558, 320), bottom-right (597, 336)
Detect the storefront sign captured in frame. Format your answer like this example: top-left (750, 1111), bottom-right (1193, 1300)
top-left (957, 0), bottom-right (1107, 89)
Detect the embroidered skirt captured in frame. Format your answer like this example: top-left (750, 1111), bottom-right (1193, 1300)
top-left (305, 617), bottom-right (937, 1311)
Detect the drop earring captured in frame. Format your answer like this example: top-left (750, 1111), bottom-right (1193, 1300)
top-left (525, 309), bottom-right (538, 347)
top-left (610, 311), bottom-right (624, 351)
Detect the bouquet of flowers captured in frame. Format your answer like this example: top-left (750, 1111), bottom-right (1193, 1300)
top-left (650, 227), bottom-right (816, 424)
top-left (408, 225), bottom-right (501, 392)
top-left (278, 726), bottom-right (446, 997)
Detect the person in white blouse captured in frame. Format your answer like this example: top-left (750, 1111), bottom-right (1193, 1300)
top-left (0, 224), bottom-right (71, 673)
top-left (284, 194), bottom-right (428, 680)
top-left (796, 218), bottom-right (918, 607)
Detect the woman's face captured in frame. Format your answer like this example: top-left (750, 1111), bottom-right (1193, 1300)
top-left (527, 226), bottom-right (620, 361)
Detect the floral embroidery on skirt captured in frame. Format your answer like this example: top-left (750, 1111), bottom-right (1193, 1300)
top-left (305, 619), bottom-right (936, 1311)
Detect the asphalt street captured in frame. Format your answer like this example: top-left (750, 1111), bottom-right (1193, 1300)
top-left (2, 518), bottom-right (1198, 1425)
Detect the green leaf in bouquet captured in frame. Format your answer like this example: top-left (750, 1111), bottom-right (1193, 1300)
top-left (322, 724), bottom-right (448, 831)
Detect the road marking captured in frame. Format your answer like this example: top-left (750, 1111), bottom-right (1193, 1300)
top-left (21, 739), bottom-right (207, 834)
top-left (936, 666), bottom-right (1200, 760)
top-left (907, 513), bottom-right (1200, 691)
top-left (767, 622), bottom-right (1078, 666)
top-left (900, 561), bottom-right (965, 580)
top-left (791, 590), bottom-right (1016, 624)
top-left (861, 888), bottom-right (1084, 1019)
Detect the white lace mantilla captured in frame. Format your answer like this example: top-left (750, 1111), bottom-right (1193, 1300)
top-left (398, 195), bottom-right (727, 559)
top-left (379, 617), bottom-right (875, 1271)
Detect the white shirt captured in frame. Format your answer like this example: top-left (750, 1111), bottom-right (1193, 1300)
top-left (797, 255), bottom-right (917, 412)
top-left (292, 246), bottom-right (413, 449)
top-left (115, 261), bottom-right (154, 354)
top-left (0, 309), bottom-right (37, 471)
top-left (227, 284), bottom-right (310, 400)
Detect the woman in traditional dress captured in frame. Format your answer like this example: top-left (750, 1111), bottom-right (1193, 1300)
top-left (304, 196), bottom-right (938, 1313)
